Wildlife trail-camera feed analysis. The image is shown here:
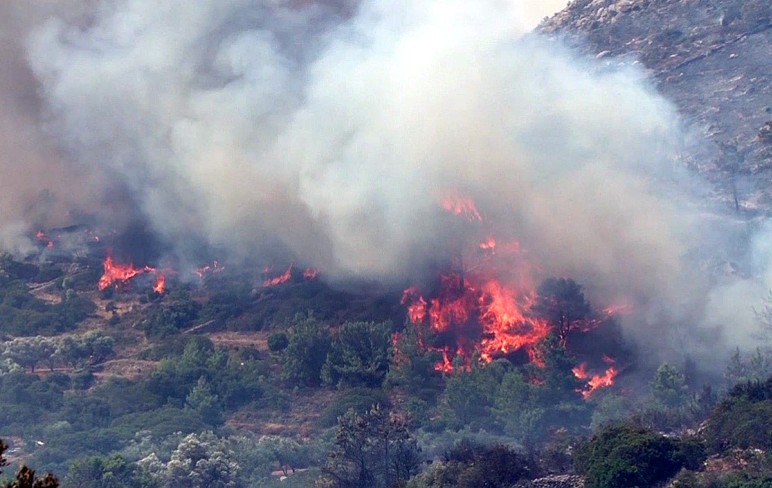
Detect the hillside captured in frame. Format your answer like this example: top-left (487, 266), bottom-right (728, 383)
top-left (541, 0), bottom-right (771, 210)
top-left (0, 1), bottom-right (770, 488)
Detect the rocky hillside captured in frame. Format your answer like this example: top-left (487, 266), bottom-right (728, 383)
top-left (541, 0), bottom-right (771, 210)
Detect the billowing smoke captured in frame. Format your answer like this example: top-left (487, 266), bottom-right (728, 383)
top-left (0, 0), bottom-right (765, 362)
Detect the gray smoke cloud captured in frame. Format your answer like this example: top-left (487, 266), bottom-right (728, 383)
top-left (0, 0), bottom-right (766, 362)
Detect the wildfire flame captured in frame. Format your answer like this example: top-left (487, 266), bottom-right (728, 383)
top-left (98, 255), bottom-right (156, 291)
top-left (35, 230), bottom-right (54, 248)
top-left (572, 361), bottom-right (618, 399)
top-left (403, 191), bottom-right (623, 395)
top-left (303, 267), bottom-right (320, 280)
top-left (479, 237), bottom-right (497, 251)
top-left (441, 191), bottom-right (482, 222)
top-left (195, 260), bottom-right (224, 279)
top-left (153, 274), bottom-right (166, 294)
top-left (263, 264), bottom-right (293, 287)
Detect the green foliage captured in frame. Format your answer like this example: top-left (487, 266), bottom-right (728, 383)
top-left (146, 338), bottom-right (263, 411)
top-left (281, 314), bottom-right (332, 386)
top-left (652, 363), bottom-right (690, 409)
top-left (386, 327), bottom-right (443, 399)
top-left (139, 432), bottom-right (241, 488)
top-left (0, 280), bottom-right (94, 336)
top-left (493, 368), bottom-right (547, 446)
top-left (408, 441), bottom-right (533, 488)
top-left (637, 363), bottom-right (701, 431)
top-left (322, 321), bottom-right (393, 388)
top-left (318, 388), bottom-right (391, 428)
top-left (575, 425), bottom-right (706, 488)
top-left (704, 376), bottom-right (772, 453)
top-left (141, 298), bottom-right (201, 339)
top-left (185, 377), bottom-right (223, 426)
top-left (267, 332), bottom-right (289, 352)
top-left (725, 349), bottom-right (772, 388)
top-left (319, 405), bottom-right (420, 488)
top-left (445, 359), bottom-right (504, 428)
top-left (63, 454), bottom-right (156, 488)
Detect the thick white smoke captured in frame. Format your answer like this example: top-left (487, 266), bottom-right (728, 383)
top-left (1, 0), bottom-right (765, 360)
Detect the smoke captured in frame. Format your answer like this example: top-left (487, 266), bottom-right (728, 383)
top-left (0, 0), bottom-right (765, 361)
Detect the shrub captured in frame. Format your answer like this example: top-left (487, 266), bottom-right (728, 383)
top-left (704, 377), bottom-right (772, 453)
top-left (575, 425), bottom-right (706, 488)
top-left (267, 332), bottom-right (289, 352)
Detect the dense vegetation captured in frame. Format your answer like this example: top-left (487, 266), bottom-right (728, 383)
top-left (0, 254), bottom-right (770, 487)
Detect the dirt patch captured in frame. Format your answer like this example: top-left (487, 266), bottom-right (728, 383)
top-left (227, 388), bottom-right (337, 439)
top-left (208, 331), bottom-right (270, 352)
top-left (92, 359), bottom-right (159, 380)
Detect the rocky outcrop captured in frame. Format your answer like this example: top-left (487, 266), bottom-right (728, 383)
top-left (515, 474), bottom-right (586, 488)
top-left (541, 0), bottom-right (771, 210)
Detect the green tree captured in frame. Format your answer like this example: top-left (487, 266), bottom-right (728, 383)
top-left (445, 359), bottom-right (505, 427)
top-left (319, 405), bottom-right (420, 488)
top-left (63, 454), bottom-right (156, 488)
top-left (185, 377), bottom-right (223, 426)
top-left (139, 432), bottom-right (241, 488)
top-left (575, 425), bottom-right (705, 488)
top-left (409, 442), bottom-right (533, 488)
top-left (386, 327), bottom-right (443, 398)
top-left (1, 337), bottom-right (57, 373)
top-left (281, 314), bottom-right (331, 386)
top-left (651, 363), bottom-right (690, 409)
top-left (493, 369), bottom-right (547, 448)
top-left (322, 321), bottom-right (392, 388)
top-left (704, 376), bottom-right (772, 453)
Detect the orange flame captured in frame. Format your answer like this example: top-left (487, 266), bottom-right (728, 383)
top-left (479, 237), bottom-right (497, 251)
top-left (195, 260), bottom-right (224, 279)
top-left (572, 360), bottom-right (618, 399)
top-left (35, 230), bottom-right (54, 248)
top-left (403, 263), bottom-right (552, 372)
top-left (98, 255), bottom-right (155, 291)
top-left (303, 267), bottom-right (319, 280)
top-left (153, 274), bottom-right (166, 294)
top-left (441, 192), bottom-right (482, 222)
top-left (263, 264), bottom-right (293, 287)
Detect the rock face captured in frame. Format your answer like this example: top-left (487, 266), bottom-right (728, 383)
top-left (541, 0), bottom-right (771, 209)
top-left (515, 474), bottom-right (586, 488)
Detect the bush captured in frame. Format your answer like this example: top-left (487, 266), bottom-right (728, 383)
top-left (267, 332), bottom-right (289, 352)
top-left (704, 377), bottom-right (772, 453)
top-left (318, 388), bottom-right (390, 427)
top-left (575, 425), bottom-right (706, 488)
